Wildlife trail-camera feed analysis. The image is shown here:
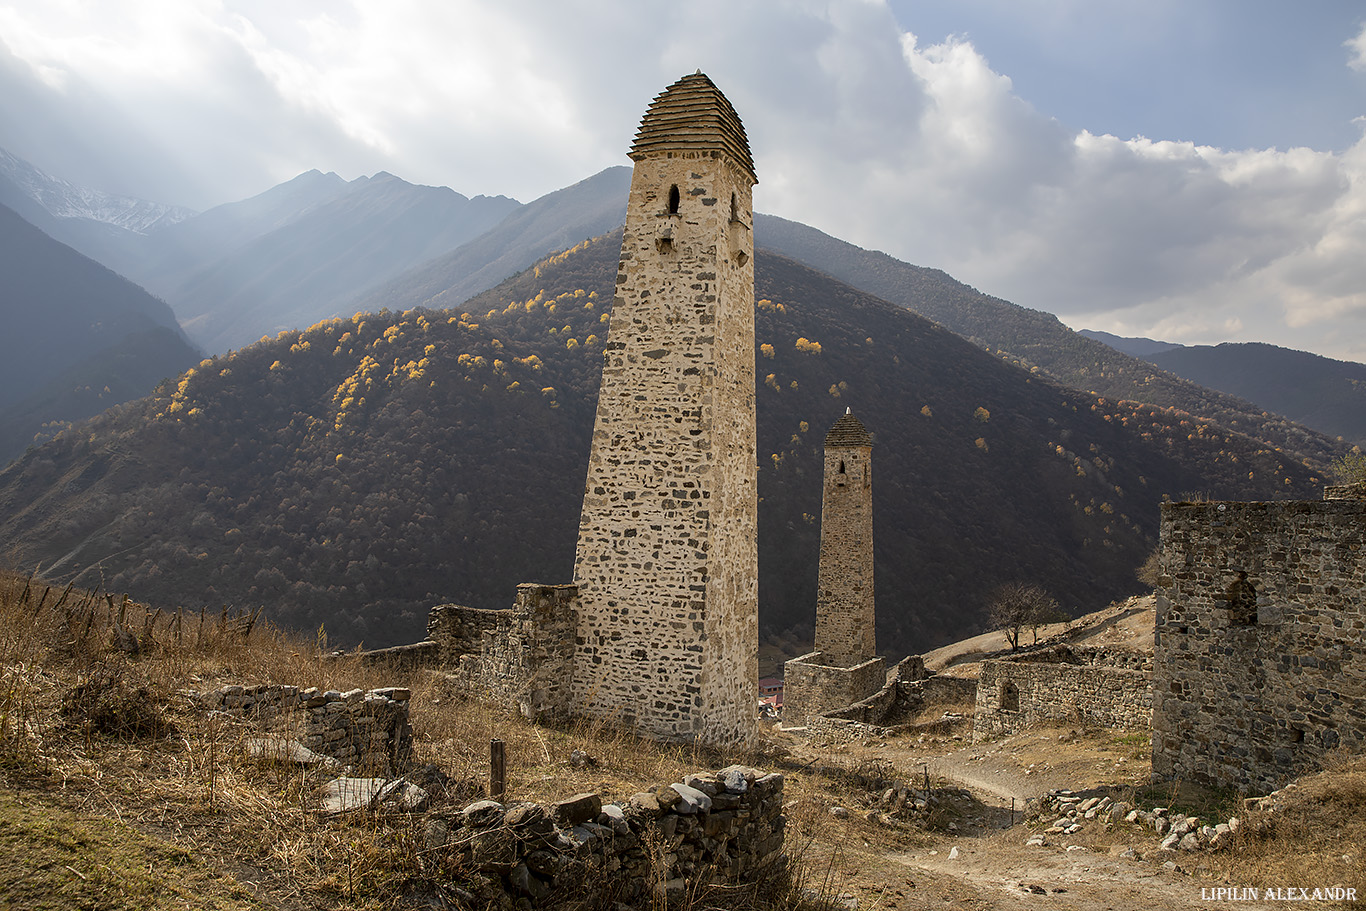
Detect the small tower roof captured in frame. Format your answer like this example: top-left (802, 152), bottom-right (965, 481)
top-left (825, 410), bottom-right (872, 448)
top-left (630, 72), bottom-right (756, 185)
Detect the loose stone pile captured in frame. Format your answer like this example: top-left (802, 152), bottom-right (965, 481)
top-left (422, 766), bottom-right (786, 906)
top-left (197, 683), bottom-right (413, 775)
top-left (1026, 789), bottom-right (1241, 852)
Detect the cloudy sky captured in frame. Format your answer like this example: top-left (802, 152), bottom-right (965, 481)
top-left (1, 0), bottom-right (1364, 362)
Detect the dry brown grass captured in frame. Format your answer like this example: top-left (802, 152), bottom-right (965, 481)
top-left (1213, 753), bottom-right (1366, 907)
top-left (0, 570), bottom-right (836, 909)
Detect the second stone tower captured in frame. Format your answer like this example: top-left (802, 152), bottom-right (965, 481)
top-left (572, 72), bottom-right (759, 745)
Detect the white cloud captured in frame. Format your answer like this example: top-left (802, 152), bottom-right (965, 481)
top-left (1347, 22), bottom-right (1366, 71)
top-left (0, 0), bottom-right (1363, 361)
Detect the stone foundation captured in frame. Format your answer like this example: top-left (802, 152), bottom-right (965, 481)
top-left (199, 683), bottom-right (412, 775)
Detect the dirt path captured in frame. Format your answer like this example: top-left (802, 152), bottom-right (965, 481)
top-left (786, 723), bottom-right (1298, 911)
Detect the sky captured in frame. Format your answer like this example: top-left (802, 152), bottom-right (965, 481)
top-left (1, 0), bottom-right (1364, 362)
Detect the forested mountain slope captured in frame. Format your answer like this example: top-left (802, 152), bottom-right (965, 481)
top-left (0, 234), bottom-right (1326, 656)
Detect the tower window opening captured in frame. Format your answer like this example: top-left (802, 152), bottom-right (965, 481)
top-left (730, 192), bottom-right (738, 222)
top-left (838, 460), bottom-right (846, 474)
top-left (668, 185), bottom-right (680, 215)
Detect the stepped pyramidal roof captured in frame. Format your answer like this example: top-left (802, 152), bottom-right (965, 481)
top-left (629, 71), bottom-right (756, 184)
top-left (825, 409), bottom-right (873, 447)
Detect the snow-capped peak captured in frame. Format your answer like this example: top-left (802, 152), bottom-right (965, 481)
top-left (0, 146), bottom-right (197, 234)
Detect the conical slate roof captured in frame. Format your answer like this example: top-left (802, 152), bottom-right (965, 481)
top-left (825, 410), bottom-right (872, 448)
top-left (630, 72), bottom-right (756, 184)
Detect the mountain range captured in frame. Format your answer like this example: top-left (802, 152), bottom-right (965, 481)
top-left (0, 147), bottom-right (1358, 660)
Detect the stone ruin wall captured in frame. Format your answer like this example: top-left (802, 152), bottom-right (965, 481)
top-left (198, 683), bottom-right (413, 775)
top-left (571, 148), bottom-right (758, 745)
top-left (1153, 499), bottom-right (1366, 794)
top-left (973, 651), bottom-right (1152, 740)
top-left (427, 584), bottom-right (579, 722)
top-left (429, 766), bottom-right (785, 907)
top-left (781, 652), bottom-right (886, 726)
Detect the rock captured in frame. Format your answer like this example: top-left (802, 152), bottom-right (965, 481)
top-left (948, 846), bottom-right (959, 860)
top-left (1160, 832), bottom-right (1181, 851)
top-left (569, 749), bottom-right (596, 768)
top-left (244, 736), bottom-right (342, 771)
top-left (505, 803), bottom-right (554, 838)
top-left (830, 806), bottom-right (850, 819)
top-left (509, 862), bottom-right (551, 900)
top-left (376, 779), bottom-right (429, 812)
top-left (1025, 835), bottom-right (1047, 847)
top-left (682, 774), bottom-right (722, 797)
top-left (1065, 845), bottom-right (1088, 853)
top-left (468, 826), bottom-right (518, 871)
top-left (629, 792), bottom-right (661, 816)
top-left (1108, 802), bottom-right (1132, 823)
top-left (670, 784), bottom-right (712, 814)
top-left (423, 817), bottom-right (449, 850)
top-left (552, 793), bottom-right (602, 828)
top-left (1153, 816), bottom-right (1170, 836)
top-left (318, 777), bottom-right (387, 815)
top-left (464, 799), bottom-right (507, 829)
top-left (718, 765), bottom-right (756, 793)
top-left (1178, 833), bottom-right (1201, 852)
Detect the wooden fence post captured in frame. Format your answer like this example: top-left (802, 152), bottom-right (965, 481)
top-left (490, 739), bottom-right (506, 800)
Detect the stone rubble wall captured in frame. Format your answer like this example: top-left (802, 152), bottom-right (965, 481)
top-left (425, 766), bottom-right (785, 907)
top-left (782, 651), bottom-right (886, 726)
top-left (1153, 499), bottom-right (1366, 794)
top-left (199, 683), bottom-right (413, 775)
top-left (973, 658), bottom-right (1152, 740)
top-left (431, 584), bottom-right (579, 723)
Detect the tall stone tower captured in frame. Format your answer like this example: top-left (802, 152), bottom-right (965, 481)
top-left (814, 409), bottom-right (876, 667)
top-left (572, 72), bottom-right (759, 744)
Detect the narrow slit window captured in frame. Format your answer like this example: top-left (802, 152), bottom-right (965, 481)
top-left (730, 192), bottom-right (739, 222)
top-left (838, 460), bottom-right (846, 474)
top-left (668, 185), bottom-right (680, 215)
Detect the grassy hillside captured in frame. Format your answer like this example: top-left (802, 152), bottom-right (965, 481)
top-left (0, 233), bottom-right (1327, 656)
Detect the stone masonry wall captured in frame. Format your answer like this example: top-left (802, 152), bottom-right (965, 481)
top-left (973, 658), bottom-right (1151, 740)
top-left (1153, 499), bottom-right (1366, 793)
top-left (572, 141), bottom-right (758, 744)
top-left (782, 652), bottom-right (886, 726)
top-left (814, 437), bottom-right (875, 667)
top-left (431, 584), bottom-right (578, 722)
top-left (426, 765), bottom-right (785, 907)
top-left (199, 683), bottom-right (412, 775)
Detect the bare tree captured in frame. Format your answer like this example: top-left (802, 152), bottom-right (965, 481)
top-left (988, 582), bottom-right (1061, 650)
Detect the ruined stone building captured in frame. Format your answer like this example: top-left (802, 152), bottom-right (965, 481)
top-left (1152, 484), bottom-right (1365, 793)
top-left (570, 72), bottom-right (760, 745)
top-left (973, 644), bottom-right (1152, 740)
top-left (783, 411), bottom-right (887, 724)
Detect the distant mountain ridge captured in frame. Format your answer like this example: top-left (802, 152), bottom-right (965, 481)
top-left (0, 146), bottom-right (194, 233)
top-left (0, 202), bottom-right (200, 461)
top-left (1078, 329), bottom-right (1182, 358)
top-left (1145, 342), bottom-right (1366, 445)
